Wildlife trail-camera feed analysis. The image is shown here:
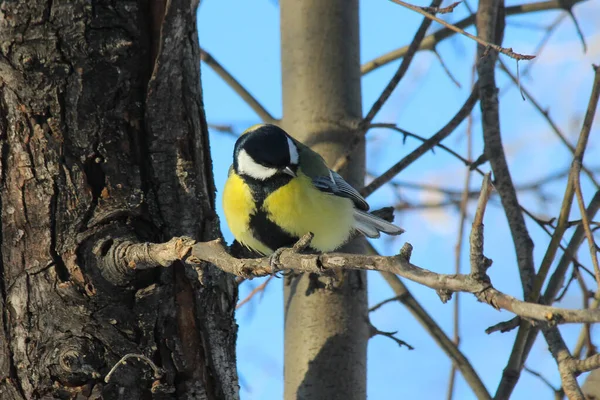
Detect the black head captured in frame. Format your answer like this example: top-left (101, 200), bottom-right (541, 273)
top-left (233, 124), bottom-right (299, 180)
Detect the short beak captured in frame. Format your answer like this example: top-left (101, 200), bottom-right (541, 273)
top-left (283, 167), bottom-right (296, 177)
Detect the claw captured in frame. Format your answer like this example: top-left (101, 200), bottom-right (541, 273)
top-left (269, 247), bottom-right (286, 278)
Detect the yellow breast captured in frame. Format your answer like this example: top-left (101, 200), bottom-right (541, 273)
top-left (223, 171), bottom-right (355, 254)
top-left (222, 172), bottom-right (273, 255)
top-left (263, 172), bottom-right (354, 252)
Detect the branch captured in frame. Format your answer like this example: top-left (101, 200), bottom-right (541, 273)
top-left (532, 64), bottom-right (600, 300)
top-left (524, 366), bottom-right (564, 399)
top-left (498, 59), bottom-right (600, 188)
top-left (469, 174), bottom-right (494, 280)
top-left (360, 86), bottom-right (479, 198)
top-left (420, 1), bottom-right (462, 14)
top-left (368, 125), bottom-right (474, 169)
top-left (368, 320), bottom-right (414, 350)
top-left (362, 0), bottom-right (586, 75)
top-left (105, 353), bottom-right (163, 384)
top-left (200, 48), bottom-right (278, 124)
top-left (363, 0), bottom-right (444, 126)
top-left (166, 239), bottom-right (600, 325)
top-left (573, 163), bottom-right (600, 287)
top-left (381, 273), bottom-right (493, 400)
top-left (368, 295), bottom-right (403, 312)
top-left (447, 100), bottom-right (474, 400)
top-left (495, 64), bottom-right (600, 400)
top-left (543, 327), bottom-right (585, 400)
top-left (236, 275), bottom-right (275, 310)
top-left (388, 0), bottom-right (534, 60)
top-left (332, 0), bottom-right (446, 173)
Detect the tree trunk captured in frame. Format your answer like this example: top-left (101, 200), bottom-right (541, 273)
top-left (280, 1), bottom-right (368, 399)
top-left (0, 1), bottom-right (238, 399)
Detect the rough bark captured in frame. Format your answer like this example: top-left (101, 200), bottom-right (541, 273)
top-left (280, 1), bottom-right (368, 399)
top-left (0, 1), bottom-right (238, 399)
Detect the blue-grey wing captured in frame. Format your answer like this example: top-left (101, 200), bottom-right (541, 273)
top-left (312, 170), bottom-right (370, 211)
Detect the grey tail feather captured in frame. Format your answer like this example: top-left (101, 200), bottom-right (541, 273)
top-left (353, 209), bottom-right (405, 238)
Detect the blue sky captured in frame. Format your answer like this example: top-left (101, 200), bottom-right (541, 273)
top-left (197, 0), bottom-right (600, 398)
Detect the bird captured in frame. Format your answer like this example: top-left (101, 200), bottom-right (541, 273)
top-left (222, 124), bottom-right (404, 256)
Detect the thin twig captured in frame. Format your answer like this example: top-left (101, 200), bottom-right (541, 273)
top-left (368, 321), bottom-right (414, 350)
top-left (388, 0), bottom-right (535, 60)
top-left (369, 295), bottom-right (403, 313)
top-left (361, 87), bottom-right (479, 198)
top-left (421, 1), bottom-right (462, 14)
top-left (470, 175), bottom-right (494, 280)
top-left (573, 296), bottom-right (600, 359)
top-left (566, 9), bottom-right (587, 53)
top-left (361, 0), bottom-right (586, 75)
top-left (524, 366), bottom-right (564, 399)
top-left (236, 276), bottom-right (275, 310)
top-left (520, 14), bottom-right (566, 78)
top-left (331, 0), bottom-right (448, 174)
top-left (573, 163), bottom-right (600, 287)
top-left (104, 353), bottom-right (163, 383)
top-left (446, 103), bottom-right (474, 400)
top-left (363, 0), bottom-right (443, 126)
top-left (498, 59), bottom-right (600, 188)
top-left (200, 48), bottom-right (277, 124)
top-left (432, 49), bottom-right (462, 88)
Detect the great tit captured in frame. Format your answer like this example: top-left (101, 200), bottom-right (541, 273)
top-left (222, 124), bottom-right (404, 255)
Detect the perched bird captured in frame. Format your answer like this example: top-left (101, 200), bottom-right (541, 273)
top-left (222, 124), bottom-right (404, 256)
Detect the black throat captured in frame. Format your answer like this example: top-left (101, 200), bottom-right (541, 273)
top-left (240, 173), bottom-right (294, 207)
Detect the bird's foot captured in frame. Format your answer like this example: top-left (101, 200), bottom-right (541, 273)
top-left (269, 232), bottom-right (314, 278)
top-left (268, 247), bottom-right (287, 278)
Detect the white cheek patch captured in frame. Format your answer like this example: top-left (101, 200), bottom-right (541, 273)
top-left (237, 149), bottom-right (278, 180)
top-left (287, 137), bottom-right (299, 165)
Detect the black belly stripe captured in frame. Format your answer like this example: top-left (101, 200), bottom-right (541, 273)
top-left (249, 208), bottom-right (298, 251)
top-left (240, 173), bottom-right (298, 251)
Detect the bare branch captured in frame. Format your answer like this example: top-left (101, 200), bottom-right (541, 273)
top-left (182, 239), bottom-right (600, 324)
top-left (105, 354), bottom-right (163, 384)
top-left (477, 0), bottom-right (535, 298)
top-left (368, 295), bottom-right (403, 313)
top-left (361, 0), bottom-right (586, 75)
top-left (470, 174), bottom-right (494, 280)
top-left (364, 0), bottom-right (444, 126)
top-left (117, 237), bottom-right (197, 270)
top-left (432, 48), bottom-right (462, 88)
top-left (573, 163), bottom-right (600, 287)
top-left (361, 87), bottom-right (479, 198)
top-left (331, 0), bottom-right (445, 174)
top-left (200, 48), bottom-right (278, 124)
top-left (447, 107), bottom-right (474, 400)
top-left (573, 296), bottom-right (600, 359)
top-left (369, 124), bottom-right (473, 169)
top-left (368, 321), bottom-right (414, 350)
top-left (420, 1), bottom-right (462, 14)
top-left (236, 276), bottom-right (275, 310)
top-left (566, 8), bottom-right (587, 53)
top-left (485, 316), bottom-right (521, 334)
top-left (524, 366), bottom-right (564, 399)
top-left (496, 64), bottom-right (600, 400)
top-left (388, 0), bottom-right (534, 60)
top-left (498, 59), bottom-right (600, 188)
top-left (543, 328), bottom-right (585, 400)
top-left (532, 65), bottom-right (600, 300)
top-left (373, 240), bottom-right (491, 400)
